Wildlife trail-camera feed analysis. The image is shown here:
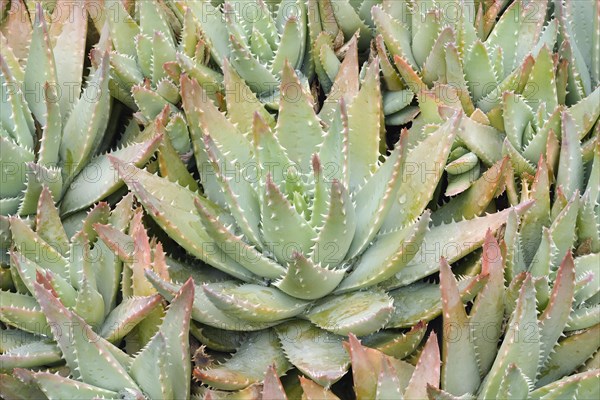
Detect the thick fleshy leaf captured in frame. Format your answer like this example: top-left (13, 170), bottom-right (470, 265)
top-left (275, 321), bottom-right (350, 387)
top-left (538, 252), bottom-right (576, 366)
top-left (132, 279), bottom-right (194, 400)
top-left (252, 112), bottom-right (295, 191)
top-left (549, 193), bottom-right (580, 266)
top-left (223, 60), bottom-right (275, 134)
top-left (404, 333), bottom-right (441, 400)
top-left (464, 41), bottom-right (497, 102)
top-left (274, 252), bottom-right (346, 300)
top-left (309, 177), bottom-right (356, 268)
top-left (440, 258), bottom-right (481, 396)
top-left (129, 332), bottom-right (172, 400)
top-left (18, 370), bottom-right (119, 399)
top-left (262, 364), bottom-right (288, 400)
top-left (261, 175), bottom-right (316, 263)
top-left (525, 45), bottom-right (558, 114)
top-left (0, 136), bottom-right (32, 199)
top-left (299, 376), bottom-right (340, 400)
top-left (10, 217), bottom-right (68, 276)
top-left (307, 291), bottom-right (394, 336)
top-left (61, 135), bottom-right (162, 215)
top-left (574, 253), bottom-right (600, 304)
top-left (468, 232), bottom-right (505, 376)
top-left (384, 202), bottom-right (532, 289)
top-left (336, 210), bottom-right (429, 293)
top-left (383, 114), bottom-right (459, 231)
top-left (24, 4), bottom-right (57, 126)
top-left (537, 323), bottom-right (600, 387)
top-left (497, 364), bottom-right (530, 400)
top-left (203, 284), bottom-right (310, 323)
top-left (34, 186), bottom-right (68, 255)
top-left (361, 321), bottom-right (427, 359)
top-left (347, 136), bottom-right (406, 258)
top-left (344, 334), bottom-right (415, 400)
top-left (519, 157), bottom-right (551, 265)
top-left (10, 251), bottom-right (75, 308)
top-left (195, 199), bottom-right (283, 280)
top-left (33, 273), bottom-right (137, 390)
top-left (275, 62), bottom-right (323, 173)
top-left (478, 275), bottom-right (540, 400)
top-left (193, 330), bottom-right (290, 391)
top-left (433, 158), bottom-right (508, 224)
top-left (146, 274), bottom-right (274, 332)
top-left (0, 291), bottom-right (47, 335)
top-left (386, 275), bottom-right (486, 328)
top-left (319, 36), bottom-right (359, 122)
top-left (556, 111), bottom-right (584, 198)
top-left (202, 135), bottom-right (263, 248)
top-left (347, 59), bottom-right (383, 189)
top-left (112, 158), bottom-right (257, 282)
top-left (50, 1), bottom-right (87, 121)
top-left (0, 340), bottom-right (61, 370)
top-left (99, 295), bottom-right (162, 342)
top-left (529, 370), bottom-right (600, 400)
top-left (59, 52), bottom-right (110, 185)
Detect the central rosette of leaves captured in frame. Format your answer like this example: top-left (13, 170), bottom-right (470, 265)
top-left (114, 39), bottom-right (528, 389)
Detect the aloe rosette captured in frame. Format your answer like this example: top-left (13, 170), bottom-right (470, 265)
top-left (2, 275), bottom-right (195, 399)
top-left (432, 232), bottom-right (599, 399)
top-left (108, 0), bottom-right (316, 111)
top-left (1, 191), bottom-right (156, 365)
top-left (0, 186), bottom-right (204, 398)
top-left (106, 0), bottom-right (330, 164)
top-left (182, 0), bottom-right (312, 105)
top-left (0, 0), bottom-right (597, 397)
top-left (0, 1), bottom-right (163, 218)
top-left (372, 0), bottom-right (600, 197)
top-left (109, 38), bottom-right (534, 389)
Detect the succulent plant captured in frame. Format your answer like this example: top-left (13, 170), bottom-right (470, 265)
top-left (108, 0), bottom-right (320, 111)
top-left (1, 0), bottom-right (599, 398)
top-left (1, 189), bottom-right (162, 368)
top-left (433, 232), bottom-right (600, 399)
top-left (198, 330), bottom-right (441, 399)
top-left (110, 42), bottom-right (535, 389)
top-left (193, 232), bottom-right (599, 399)
top-left (0, 1), bottom-right (161, 217)
top-left (182, 0), bottom-right (313, 105)
top-left (106, 0), bottom-right (214, 135)
top-left (4, 274), bottom-right (194, 399)
top-left (371, 0), bottom-right (600, 196)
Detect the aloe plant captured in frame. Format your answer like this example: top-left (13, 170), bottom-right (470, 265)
top-left (0, 184), bottom-right (203, 398)
top-left (0, 1), bottom-right (161, 217)
top-left (108, 0), bottom-right (317, 113)
top-left (108, 36), bottom-right (536, 388)
top-left (198, 331), bottom-right (441, 399)
top-left (1, 190), bottom-right (156, 365)
top-left (4, 275), bottom-right (194, 399)
top-left (1, 0), bottom-right (598, 398)
top-left (372, 0), bottom-right (600, 196)
top-left (434, 232), bottom-right (599, 399)
top-left (195, 232), bottom-right (599, 399)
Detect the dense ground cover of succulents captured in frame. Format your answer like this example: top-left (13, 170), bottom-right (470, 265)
top-left (0, 0), bottom-right (598, 398)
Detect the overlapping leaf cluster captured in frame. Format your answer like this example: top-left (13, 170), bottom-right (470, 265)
top-left (0, 1), bottom-right (598, 399)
